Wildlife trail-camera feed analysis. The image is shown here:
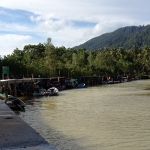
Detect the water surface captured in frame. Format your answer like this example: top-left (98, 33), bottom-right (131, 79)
top-left (20, 80), bottom-right (150, 150)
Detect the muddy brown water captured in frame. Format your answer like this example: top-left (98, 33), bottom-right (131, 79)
top-left (19, 80), bottom-right (150, 150)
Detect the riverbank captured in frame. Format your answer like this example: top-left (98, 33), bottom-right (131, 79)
top-left (0, 100), bottom-right (57, 150)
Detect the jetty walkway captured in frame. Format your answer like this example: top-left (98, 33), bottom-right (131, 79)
top-left (0, 100), bottom-right (57, 150)
top-left (0, 78), bottom-right (45, 98)
top-left (0, 76), bottom-right (103, 98)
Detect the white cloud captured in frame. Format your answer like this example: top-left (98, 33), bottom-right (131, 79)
top-left (0, 0), bottom-right (150, 55)
top-left (36, 18), bottom-right (67, 32)
top-left (0, 34), bottom-right (31, 56)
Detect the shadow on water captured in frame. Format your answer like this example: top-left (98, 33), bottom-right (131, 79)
top-left (19, 94), bottom-right (84, 150)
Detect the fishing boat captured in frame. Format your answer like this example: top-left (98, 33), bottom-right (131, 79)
top-left (5, 97), bottom-right (25, 111)
top-left (74, 83), bottom-right (86, 88)
top-left (32, 87), bottom-right (46, 96)
top-left (44, 87), bottom-right (59, 96)
top-left (65, 78), bottom-right (86, 89)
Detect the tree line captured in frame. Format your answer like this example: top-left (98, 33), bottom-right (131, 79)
top-left (0, 38), bottom-right (150, 79)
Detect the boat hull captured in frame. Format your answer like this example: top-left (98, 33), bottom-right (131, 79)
top-left (5, 97), bottom-right (25, 111)
top-left (44, 87), bottom-right (59, 96)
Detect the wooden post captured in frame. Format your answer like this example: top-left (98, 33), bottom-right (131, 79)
top-left (4, 82), bottom-right (8, 98)
top-left (14, 81), bottom-right (17, 97)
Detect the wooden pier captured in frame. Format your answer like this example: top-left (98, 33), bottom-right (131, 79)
top-left (0, 78), bottom-right (36, 98)
top-left (0, 76), bottom-right (103, 98)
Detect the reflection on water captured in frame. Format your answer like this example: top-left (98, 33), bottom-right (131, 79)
top-left (19, 80), bottom-right (150, 150)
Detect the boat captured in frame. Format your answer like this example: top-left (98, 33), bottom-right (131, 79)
top-left (47, 81), bottom-right (66, 91)
top-left (32, 87), bottom-right (46, 96)
top-left (74, 83), bottom-right (86, 88)
top-left (65, 78), bottom-right (86, 89)
top-left (0, 93), bottom-right (6, 100)
top-left (44, 87), bottom-right (59, 96)
top-left (5, 97), bottom-right (25, 111)
top-left (57, 85), bottom-right (66, 91)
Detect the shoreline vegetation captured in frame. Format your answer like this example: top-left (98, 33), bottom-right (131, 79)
top-left (0, 38), bottom-right (150, 80)
top-left (0, 38), bottom-right (150, 99)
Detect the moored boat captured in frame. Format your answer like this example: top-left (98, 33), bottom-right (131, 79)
top-left (44, 87), bottom-right (59, 96)
top-left (32, 88), bottom-right (46, 96)
top-left (74, 83), bottom-right (86, 88)
top-left (5, 97), bottom-right (25, 111)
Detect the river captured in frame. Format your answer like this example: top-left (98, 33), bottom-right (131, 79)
top-left (19, 80), bottom-right (150, 150)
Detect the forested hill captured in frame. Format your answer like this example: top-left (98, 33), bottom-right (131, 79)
top-left (74, 25), bottom-right (150, 50)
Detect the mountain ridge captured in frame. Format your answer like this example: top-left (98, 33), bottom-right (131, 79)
top-left (73, 25), bottom-right (150, 50)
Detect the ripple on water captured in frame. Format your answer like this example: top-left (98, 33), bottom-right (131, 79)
top-left (20, 80), bottom-right (150, 150)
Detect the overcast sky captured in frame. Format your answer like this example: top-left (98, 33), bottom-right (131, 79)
top-left (0, 0), bottom-right (150, 56)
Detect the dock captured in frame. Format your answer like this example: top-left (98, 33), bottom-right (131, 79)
top-left (0, 100), bottom-right (57, 150)
top-left (0, 76), bottom-right (104, 98)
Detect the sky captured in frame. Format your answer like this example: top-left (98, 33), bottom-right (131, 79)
top-left (0, 0), bottom-right (150, 56)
